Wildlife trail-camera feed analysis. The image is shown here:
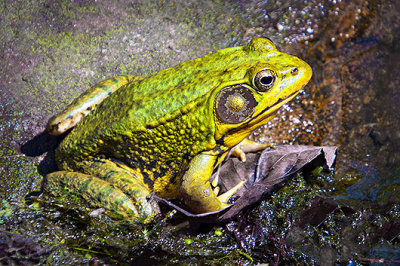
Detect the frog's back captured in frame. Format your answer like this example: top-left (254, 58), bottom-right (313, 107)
top-left (96, 46), bottom-right (248, 132)
top-left (70, 38), bottom-right (283, 136)
top-left (57, 38), bottom-right (282, 167)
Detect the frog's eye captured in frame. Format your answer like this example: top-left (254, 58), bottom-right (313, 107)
top-left (215, 85), bottom-right (257, 124)
top-left (253, 69), bottom-right (276, 92)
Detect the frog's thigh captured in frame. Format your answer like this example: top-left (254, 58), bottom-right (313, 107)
top-left (45, 171), bottom-right (148, 221)
top-left (46, 158), bottom-right (157, 222)
top-left (180, 153), bottom-right (230, 214)
top-left (81, 158), bottom-right (151, 201)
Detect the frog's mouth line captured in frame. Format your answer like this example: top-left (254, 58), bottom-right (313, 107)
top-left (245, 89), bottom-right (300, 128)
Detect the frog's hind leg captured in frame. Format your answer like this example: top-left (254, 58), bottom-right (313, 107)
top-left (44, 158), bottom-right (158, 222)
top-left (47, 75), bottom-right (143, 135)
top-left (44, 171), bottom-right (145, 220)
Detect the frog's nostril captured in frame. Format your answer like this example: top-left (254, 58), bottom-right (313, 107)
top-left (291, 67), bottom-right (298, 75)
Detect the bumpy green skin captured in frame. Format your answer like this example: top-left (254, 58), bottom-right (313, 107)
top-left (44, 38), bottom-right (312, 222)
top-left (47, 75), bottom-right (142, 135)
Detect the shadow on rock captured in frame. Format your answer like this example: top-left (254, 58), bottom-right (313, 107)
top-left (20, 131), bottom-right (67, 176)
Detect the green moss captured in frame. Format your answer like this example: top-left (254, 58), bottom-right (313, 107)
top-left (377, 183), bottom-right (400, 205)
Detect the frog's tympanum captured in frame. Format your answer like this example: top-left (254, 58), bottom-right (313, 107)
top-left (44, 38), bottom-right (312, 222)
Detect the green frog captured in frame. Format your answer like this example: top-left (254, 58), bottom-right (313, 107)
top-left (44, 38), bottom-right (312, 222)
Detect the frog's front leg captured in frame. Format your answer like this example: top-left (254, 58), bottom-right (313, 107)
top-left (180, 153), bottom-right (245, 213)
top-left (230, 138), bottom-right (274, 162)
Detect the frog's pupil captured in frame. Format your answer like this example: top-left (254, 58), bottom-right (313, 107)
top-left (261, 76), bottom-right (273, 85)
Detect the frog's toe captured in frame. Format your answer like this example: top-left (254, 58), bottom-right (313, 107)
top-left (230, 146), bottom-right (247, 162)
top-left (216, 179), bottom-right (247, 203)
top-left (230, 139), bottom-right (273, 161)
top-left (211, 166), bottom-right (245, 203)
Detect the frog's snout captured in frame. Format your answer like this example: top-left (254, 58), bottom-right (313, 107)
top-left (295, 61), bottom-right (312, 86)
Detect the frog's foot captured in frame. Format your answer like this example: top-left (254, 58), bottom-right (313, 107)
top-left (230, 138), bottom-right (275, 162)
top-left (212, 139), bottom-right (272, 191)
top-left (216, 179), bottom-right (247, 203)
top-left (210, 165), bottom-right (246, 203)
top-left (181, 153), bottom-right (247, 214)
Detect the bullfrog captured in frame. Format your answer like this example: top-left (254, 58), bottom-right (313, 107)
top-left (44, 38), bottom-right (312, 222)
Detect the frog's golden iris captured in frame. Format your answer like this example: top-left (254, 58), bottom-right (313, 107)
top-left (253, 69), bottom-right (276, 91)
top-left (44, 38), bottom-right (312, 222)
